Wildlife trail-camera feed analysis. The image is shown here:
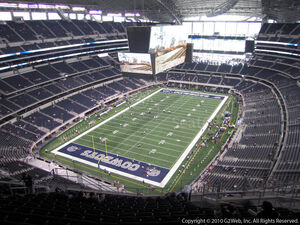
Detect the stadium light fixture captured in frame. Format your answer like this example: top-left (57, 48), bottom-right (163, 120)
top-left (77, 13), bottom-right (85, 20)
top-left (18, 3), bottom-right (28, 8)
top-left (125, 13), bottom-right (135, 17)
top-left (107, 13), bottom-right (122, 17)
top-left (55, 5), bottom-right (70, 10)
top-left (125, 12), bottom-right (140, 17)
top-left (92, 14), bottom-right (101, 21)
top-left (72, 6), bottom-right (86, 12)
top-left (69, 13), bottom-right (76, 20)
top-left (48, 12), bottom-right (61, 20)
top-left (32, 12), bottom-right (47, 20)
top-left (28, 4), bottom-right (38, 9)
top-left (85, 14), bottom-right (91, 20)
top-left (89, 10), bottom-right (102, 14)
top-left (0, 2), bottom-right (17, 8)
top-left (0, 11), bottom-right (12, 21)
top-left (114, 16), bottom-right (125, 22)
top-left (38, 4), bottom-right (55, 9)
top-left (97, 53), bottom-right (109, 58)
top-left (13, 11), bottom-right (30, 20)
top-left (102, 16), bottom-right (113, 21)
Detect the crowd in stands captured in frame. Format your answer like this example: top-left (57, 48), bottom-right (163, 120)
top-left (0, 20), bottom-right (299, 210)
top-left (257, 23), bottom-right (300, 43)
top-left (161, 24), bottom-right (300, 191)
top-left (193, 54), bottom-right (247, 66)
top-left (0, 20), bottom-right (130, 54)
top-left (0, 32), bottom-right (147, 188)
top-left (200, 83), bottom-right (281, 190)
top-left (0, 187), bottom-right (299, 225)
top-left (0, 72), bottom-right (146, 150)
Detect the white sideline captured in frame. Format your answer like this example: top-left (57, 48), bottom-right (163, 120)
top-left (51, 89), bottom-right (228, 188)
top-left (52, 88), bottom-right (162, 153)
top-left (160, 94), bottom-right (228, 187)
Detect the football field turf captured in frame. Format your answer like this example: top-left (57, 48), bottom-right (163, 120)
top-left (52, 89), bottom-right (227, 187)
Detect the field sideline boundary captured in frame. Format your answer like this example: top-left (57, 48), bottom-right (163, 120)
top-left (52, 88), bottom-right (163, 154)
top-left (159, 93), bottom-right (228, 187)
top-left (52, 88), bottom-right (228, 188)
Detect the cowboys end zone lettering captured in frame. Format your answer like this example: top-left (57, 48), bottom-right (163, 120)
top-left (161, 89), bottom-right (225, 100)
top-left (57, 143), bottom-right (169, 183)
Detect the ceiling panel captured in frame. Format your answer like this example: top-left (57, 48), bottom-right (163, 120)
top-left (4, 0), bottom-right (300, 23)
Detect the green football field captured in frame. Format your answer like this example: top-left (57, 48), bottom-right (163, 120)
top-left (73, 89), bottom-right (223, 170)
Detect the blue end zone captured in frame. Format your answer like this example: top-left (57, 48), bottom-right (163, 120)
top-left (57, 143), bottom-right (170, 183)
top-left (161, 89), bottom-right (225, 100)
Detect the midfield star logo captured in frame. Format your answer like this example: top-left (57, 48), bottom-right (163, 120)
top-left (67, 146), bottom-right (79, 152)
top-left (146, 168), bottom-right (161, 177)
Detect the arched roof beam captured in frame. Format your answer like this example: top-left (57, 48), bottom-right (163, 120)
top-left (155, 0), bottom-right (182, 24)
top-left (207, 0), bottom-right (239, 17)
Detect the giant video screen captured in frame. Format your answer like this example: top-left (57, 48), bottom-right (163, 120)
top-left (149, 26), bottom-right (188, 74)
top-left (127, 26), bottom-right (151, 53)
top-left (118, 52), bottom-right (153, 74)
top-left (191, 38), bottom-right (245, 53)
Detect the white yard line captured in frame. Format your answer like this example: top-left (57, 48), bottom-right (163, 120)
top-left (121, 93), bottom-right (191, 157)
top-left (87, 130), bottom-right (185, 153)
top-left (160, 94), bottom-right (228, 187)
top-left (52, 89), bottom-right (228, 188)
top-left (52, 88), bottom-right (163, 154)
top-left (76, 139), bottom-right (175, 164)
top-left (91, 127), bottom-right (190, 148)
top-left (121, 102), bottom-right (218, 118)
top-left (109, 116), bottom-right (209, 135)
top-left (91, 125), bottom-right (191, 144)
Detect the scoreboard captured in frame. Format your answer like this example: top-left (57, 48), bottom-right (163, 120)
top-left (189, 35), bottom-right (248, 54)
top-left (118, 52), bottom-right (153, 74)
top-left (119, 25), bottom-right (193, 75)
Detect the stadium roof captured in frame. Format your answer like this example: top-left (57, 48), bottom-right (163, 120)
top-left (3, 0), bottom-right (300, 23)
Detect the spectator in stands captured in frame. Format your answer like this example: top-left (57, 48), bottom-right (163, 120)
top-left (220, 203), bottom-right (240, 218)
top-left (185, 184), bottom-right (192, 201)
top-left (248, 201), bottom-right (279, 219)
top-left (22, 173), bottom-right (33, 194)
top-left (99, 193), bottom-right (105, 203)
